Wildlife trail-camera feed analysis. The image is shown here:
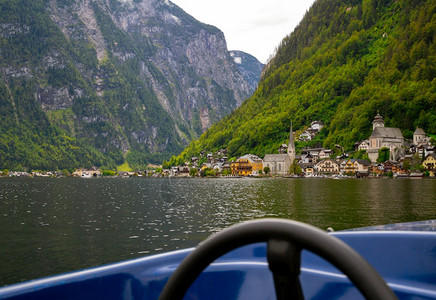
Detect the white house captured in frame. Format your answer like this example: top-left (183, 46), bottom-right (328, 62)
top-left (357, 140), bottom-right (370, 151)
top-left (319, 149), bottom-right (332, 159)
top-left (315, 159), bottom-right (340, 174)
top-left (299, 131), bottom-right (312, 141)
top-left (310, 121), bottom-right (324, 131)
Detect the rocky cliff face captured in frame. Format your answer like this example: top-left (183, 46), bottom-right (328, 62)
top-left (0, 0), bottom-right (261, 168)
top-left (230, 50), bottom-right (264, 92)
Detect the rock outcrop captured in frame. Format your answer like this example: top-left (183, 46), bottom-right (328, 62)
top-left (0, 0), bottom-right (262, 168)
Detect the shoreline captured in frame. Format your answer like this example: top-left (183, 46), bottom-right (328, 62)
top-left (1, 174), bottom-right (433, 179)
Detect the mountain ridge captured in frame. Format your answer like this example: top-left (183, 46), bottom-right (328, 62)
top-left (0, 0), bottom-right (262, 170)
top-left (230, 50), bottom-right (265, 92)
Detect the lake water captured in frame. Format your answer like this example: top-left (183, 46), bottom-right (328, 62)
top-left (1, 177), bottom-right (435, 286)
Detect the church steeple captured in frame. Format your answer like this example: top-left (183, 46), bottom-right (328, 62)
top-left (372, 112), bottom-right (384, 130)
top-left (287, 121), bottom-right (295, 163)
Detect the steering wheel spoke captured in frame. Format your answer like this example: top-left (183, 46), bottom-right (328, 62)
top-left (267, 239), bottom-right (304, 300)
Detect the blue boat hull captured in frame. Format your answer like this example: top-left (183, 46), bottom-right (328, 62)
top-left (1, 221), bottom-right (435, 299)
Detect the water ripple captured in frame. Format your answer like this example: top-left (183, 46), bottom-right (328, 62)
top-left (0, 177), bottom-right (435, 286)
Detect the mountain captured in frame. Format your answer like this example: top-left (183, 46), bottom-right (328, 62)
top-left (0, 0), bottom-right (260, 170)
top-left (179, 0), bottom-right (435, 160)
top-left (229, 51), bottom-right (264, 92)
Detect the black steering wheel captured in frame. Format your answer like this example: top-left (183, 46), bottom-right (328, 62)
top-left (159, 219), bottom-right (397, 300)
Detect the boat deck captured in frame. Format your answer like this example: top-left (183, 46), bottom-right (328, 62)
top-left (1, 221), bottom-right (435, 299)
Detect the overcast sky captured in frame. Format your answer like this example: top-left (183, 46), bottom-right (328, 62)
top-left (170, 0), bottom-right (316, 63)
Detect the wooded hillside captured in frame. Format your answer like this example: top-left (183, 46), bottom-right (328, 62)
top-left (0, 0), bottom-right (256, 171)
top-left (179, 0), bottom-right (435, 160)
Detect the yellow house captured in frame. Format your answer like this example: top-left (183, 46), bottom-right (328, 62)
top-left (423, 153), bottom-right (436, 177)
top-left (344, 160), bottom-right (356, 174)
top-left (343, 159), bottom-right (370, 174)
top-left (231, 154), bottom-right (263, 176)
top-left (300, 164), bottom-right (315, 176)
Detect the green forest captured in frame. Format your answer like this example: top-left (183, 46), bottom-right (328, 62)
top-left (178, 0), bottom-right (435, 161)
top-left (0, 1), bottom-right (110, 170)
top-left (0, 0), bottom-right (435, 171)
top-left (0, 0), bottom-right (184, 171)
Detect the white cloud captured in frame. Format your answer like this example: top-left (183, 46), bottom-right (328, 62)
top-left (170, 0), bottom-right (315, 63)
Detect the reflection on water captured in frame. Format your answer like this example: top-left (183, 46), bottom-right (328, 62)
top-left (0, 177), bottom-right (435, 285)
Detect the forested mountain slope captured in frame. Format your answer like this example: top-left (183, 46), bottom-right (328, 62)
top-left (0, 0), bottom-right (257, 170)
top-left (179, 0), bottom-right (435, 160)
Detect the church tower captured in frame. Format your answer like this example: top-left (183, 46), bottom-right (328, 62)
top-left (287, 121), bottom-right (295, 164)
top-left (372, 112), bottom-right (385, 130)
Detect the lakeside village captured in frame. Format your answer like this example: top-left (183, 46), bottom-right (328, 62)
top-left (2, 113), bottom-right (435, 179)
top-left (177, 113), bottom-right (435, 179)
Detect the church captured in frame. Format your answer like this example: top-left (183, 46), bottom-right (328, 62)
top-left (263, 123), bottom-right (296, 175)
top-left (367, 113), bottom-right (405, 162)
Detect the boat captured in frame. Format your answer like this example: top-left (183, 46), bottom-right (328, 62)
top-left (0, 219), bottom-right (435, 299)
top-left (410, 172), bottom-right (425, 178)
